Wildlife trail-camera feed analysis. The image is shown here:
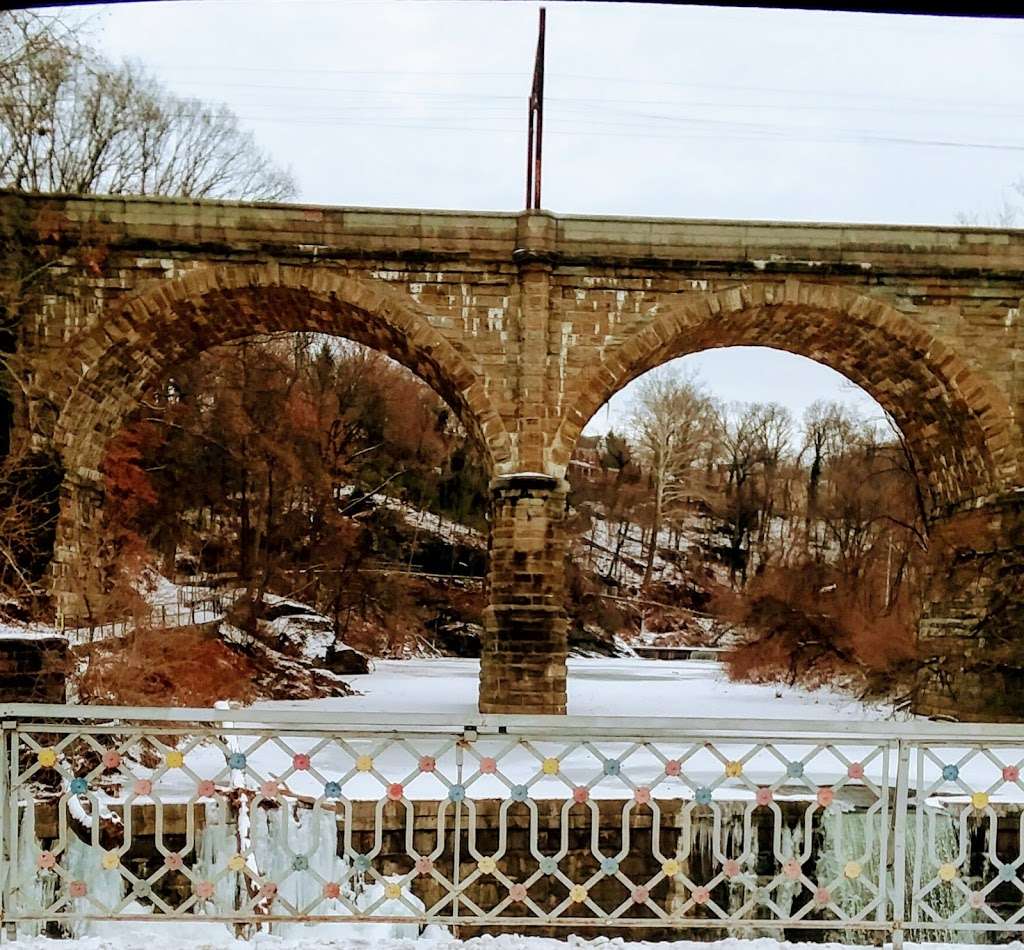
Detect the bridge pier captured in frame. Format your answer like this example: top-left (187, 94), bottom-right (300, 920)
top-left (918, 494), bottom-right (1024, 721)
top-left (479, 474), bottom-right (569, 715)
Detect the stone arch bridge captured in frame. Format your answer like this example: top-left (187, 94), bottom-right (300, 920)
top-left (2, 191), bottom-right (1023, 719)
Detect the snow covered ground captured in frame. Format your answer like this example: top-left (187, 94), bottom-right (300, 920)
top-left (584, 511), bottom-right (712, 591)
top-left (371, 493), bottom-right (484, 549)
top-left (0, 622), bottom-right (64, 641)
top-left (4, 930), bottom-right (1021, 950)
top-left (257, 656), bottom-right (904, 722)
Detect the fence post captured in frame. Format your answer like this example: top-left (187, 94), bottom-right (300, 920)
top-left (890, 738), bottom-right (911, 950)
top-left (0, 719), bottom-right (16, 941)
top-left (452, 727), bottom-right (473, 933)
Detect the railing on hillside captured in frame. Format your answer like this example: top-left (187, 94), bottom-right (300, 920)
top-left (632, 645), bottom-right (727, 661)
top-left (60, 593), bottom-right (231, 647)
top-left (0, 706), bottom-right (1021, 945)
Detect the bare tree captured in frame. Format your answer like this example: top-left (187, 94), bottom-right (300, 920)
top-left (800, 400), bottom-right (861, 551)
top-left (0, 13), bottom-right (297, 618)
top-left (748, 402), bottom-right (793, 549)
top-left (0, 11), bottom-right (295, 200)
top-left (0, 449), bottom-right (61, 618)
top-left (627, 367), bottom-right (715, 588)
top-left (712, 403), bottom-right (752, 584)
top-left (955, 180), bottom-right (1022, 228)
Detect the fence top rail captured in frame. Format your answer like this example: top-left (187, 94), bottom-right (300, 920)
top-left (1, 703), bottom-right (1023, 743)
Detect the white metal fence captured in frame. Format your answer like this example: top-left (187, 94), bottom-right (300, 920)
top-left (0, 705), bottom-right (1021, 944)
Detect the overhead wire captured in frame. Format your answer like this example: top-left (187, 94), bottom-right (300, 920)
top-left (109, 100), bottom-right (1024, 154)
top-left (151, 76), bottom-right (1024, 121)
top-left (18, 60), bottom-right (1024, 154)
top-left (143, 62), bottom-right (1024, 114)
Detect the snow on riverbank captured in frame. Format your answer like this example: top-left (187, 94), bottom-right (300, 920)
top-left (4, 930), bottom-right (1021, 950)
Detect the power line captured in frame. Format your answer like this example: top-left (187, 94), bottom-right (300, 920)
top-left (150, 67), bottom-right (1024, 115)
top-left (21, 72), bottom-right (1024, 124)
top-left (115, 107), bottom-right (1024, 154)
top-left (153, 77), bottom-right (1024, 121)
top-left (20, 90), bottom-right (1024, 152)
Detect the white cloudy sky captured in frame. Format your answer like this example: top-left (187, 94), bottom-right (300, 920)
top-left (71, 1), bottom-right (1024, 434)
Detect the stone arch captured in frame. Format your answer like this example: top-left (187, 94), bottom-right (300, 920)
top-left (553, 280), bottom-right (1017, 513)
top-left (44, 263), bottom-right (511, 477)
top-left (40, 263), bottom-right (511, 619)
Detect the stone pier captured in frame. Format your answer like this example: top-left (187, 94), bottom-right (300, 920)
top-left (918, 494), bottom-right (1024, 721)
top-left (480, 474), bottom-right (569, 715)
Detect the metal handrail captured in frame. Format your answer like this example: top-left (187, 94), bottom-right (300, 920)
top-left (0, 705), bottom-right (1019, 944)
top-left (1, 704), bottom-right (1022, 742)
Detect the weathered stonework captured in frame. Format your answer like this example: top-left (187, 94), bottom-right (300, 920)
top-left (2, 190), bottom-right (1024, 718)
top-left (919, 495), bottom-right (1024, 721)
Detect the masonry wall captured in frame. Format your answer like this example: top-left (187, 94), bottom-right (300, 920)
top-left (5, 191), bottom-right (1024, 484)
top-left (918, 495), bottom-right (1024, 720)
top-left (549, 264), bottom-right (1024, 440)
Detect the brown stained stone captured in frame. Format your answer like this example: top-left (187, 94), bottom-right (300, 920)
top-left (918, 496), bottom-right (1024, 720)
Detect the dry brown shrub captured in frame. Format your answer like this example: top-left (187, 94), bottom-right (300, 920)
top-left (75, 625), bottom-right (258, 707)
top-left (333, 574), bottom-right (485, 658)
top-left (714, 564), bottom-right (918, 698)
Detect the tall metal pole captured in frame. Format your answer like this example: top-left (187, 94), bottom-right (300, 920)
top-left (525, 86), bottom-right (535, 209)
top-left (526, 8), bottom-right (546, 211)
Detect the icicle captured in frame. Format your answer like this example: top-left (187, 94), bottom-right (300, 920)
top-left (62, 827), bottom-right (124, 938)
top-left (196, 796), bottom-right (237, 916)
top-left (12, 801), bottom-right (53, 937)
top-left (817, 803), bottom-right (876, 944)
top-left (772, 819), bottom-right (803, 920)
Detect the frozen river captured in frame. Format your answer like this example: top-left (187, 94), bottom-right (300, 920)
top-left (254, 657), bottom-right (903, 723)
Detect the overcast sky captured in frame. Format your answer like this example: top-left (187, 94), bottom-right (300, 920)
top-left (73, 1), bottom-right (1024, 435)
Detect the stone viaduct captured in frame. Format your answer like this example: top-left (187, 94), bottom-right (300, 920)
top-left (2, 190), bottom-right (1023, 719)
